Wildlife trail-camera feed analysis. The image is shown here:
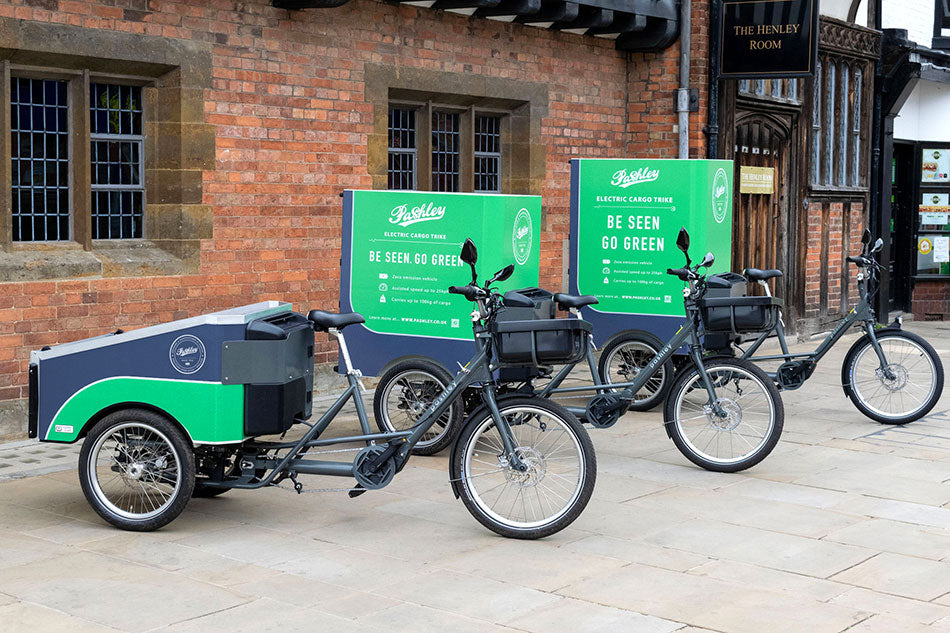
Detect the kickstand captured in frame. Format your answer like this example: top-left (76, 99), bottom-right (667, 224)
top-left (348, 484), bottom-right (367, 498)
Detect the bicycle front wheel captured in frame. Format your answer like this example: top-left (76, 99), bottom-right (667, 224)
top-left (451, 397), bottom-right (596, 539)
top-left (843, 330), bottom-right (943, 424)
top-left (665, 358), bottom-right (783, 472)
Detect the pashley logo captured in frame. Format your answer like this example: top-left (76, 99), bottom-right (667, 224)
top-left (169, 334), bottom-right (206, 375)
top-left (611, 167), bottom-right (660, 188)
top-left (389, 202), bottom-right (446, 227)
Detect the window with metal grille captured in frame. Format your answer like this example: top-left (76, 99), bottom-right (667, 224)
top-left (90, 83), bottom-right (144, 239)
top-left (474, 115), bottom-right (501, 193)
top-left (10, 78), bottom-right (70, 242)
top-left (431, 111), bottom-right (460, 192)
top-left (388, 107), bottom-right (416, 190)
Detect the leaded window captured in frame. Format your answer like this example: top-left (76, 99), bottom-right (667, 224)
top-left (385, 102), bottom-right (508, 193)
top-left (431, 111), bottom-right (460, 192)
top-left (810, 55), bottom-right (869, 189)
top-left (10, 78), bottom-right (69, 242)
top-left (474, 115), bottom-right (501, 193)
top-left (90, 83), bottom-right (144, 239)
top-left (388, 107), bottom-right (416, 190)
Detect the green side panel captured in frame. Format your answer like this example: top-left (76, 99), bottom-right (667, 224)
top-left (349, 190), bottom-right (542, 340)
top-left (576, 159), bottom-right (734, 316)
top-left (46, 378), bottom-right (245, 444)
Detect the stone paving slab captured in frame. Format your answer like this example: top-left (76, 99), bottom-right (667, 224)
top-left (0, 322), bottom-right (948, 632)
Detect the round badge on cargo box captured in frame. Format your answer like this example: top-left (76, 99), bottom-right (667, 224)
top-left (169, 334), bottom-right (207, 374)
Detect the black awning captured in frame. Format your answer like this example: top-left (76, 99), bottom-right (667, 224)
top-left (273, 0), bottom-right (678, 52)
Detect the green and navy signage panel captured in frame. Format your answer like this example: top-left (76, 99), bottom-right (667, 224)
top-left (341, 190), bottom-right (541, 375)
top-left (569, 158), bottom-right (733, 345)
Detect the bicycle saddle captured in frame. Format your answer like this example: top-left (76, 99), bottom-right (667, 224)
top-left (307, 310), bottom-right (365, 331)
top-left (554, 293), bottom-right (599, 310)
top-left (743, 268), bottom-right (783, 282)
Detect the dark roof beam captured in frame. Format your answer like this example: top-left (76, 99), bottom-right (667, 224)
top-left (551, 6), bottom-right (613, 31)
top-left (433, 0), bottom-right (501, 10)
top-left (474, 0), bottom-right (541, 18)
top-left (515, 1), bottom-right (578, 24)
top-left (587, 12), bottom-right (645, 37)
top-left (616, 15), bottom-right (677, 52)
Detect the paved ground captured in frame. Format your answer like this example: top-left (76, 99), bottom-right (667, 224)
top-left (1, 321), bottom-right (949, 632)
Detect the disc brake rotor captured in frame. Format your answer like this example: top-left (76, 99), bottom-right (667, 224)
top-left (501, 446), bottom-right (546, 488)
top-left (705, 398), bottom-right (742, 431)
top-left (876, 363), bottom-right (909, 391)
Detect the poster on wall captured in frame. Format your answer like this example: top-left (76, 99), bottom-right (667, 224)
top-left (921, 148), bottom-right (950, 182)
top-left (569, 159), bottom-right (734, 345)
top-left (340, 190), bottom-right (541, 375)
top-left (935, 236), bottom-right (950, 264)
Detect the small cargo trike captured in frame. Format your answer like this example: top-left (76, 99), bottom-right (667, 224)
top-left (28, 239), bottom-right (595, 539)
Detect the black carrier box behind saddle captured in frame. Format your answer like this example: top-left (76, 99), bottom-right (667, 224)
top-left (222, 311), bottom-right (315, 436)
top-left (701, 272), bottom-right (781, 336)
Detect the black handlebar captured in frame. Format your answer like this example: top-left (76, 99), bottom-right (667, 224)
top-left (847, 255), bottom-right (871, 266)
top-left (448, 285), bottom-right (480, 301)
top-left (666, 267), bottom-right (693, 281)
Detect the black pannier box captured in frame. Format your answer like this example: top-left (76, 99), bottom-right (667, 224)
top-left (705, 272), bottom-right (748, 297)
top-left (491, 318), bottom-right (591, 367)
top-left (495, 287), bottom-right (556, 322)
top-left (701, 272), bottom-right (782, 335)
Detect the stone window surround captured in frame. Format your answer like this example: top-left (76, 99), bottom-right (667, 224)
top-left (366, 64), bottom-right (548, 196)
top-left (0, 17), bottom-right (214, 281)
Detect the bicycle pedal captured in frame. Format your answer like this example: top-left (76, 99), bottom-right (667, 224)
top-left (348, 485), bottom-right (367, 498)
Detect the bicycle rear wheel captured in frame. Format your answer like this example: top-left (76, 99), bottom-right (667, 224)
top-left (597, 331), bottom-right (673, 411)
top-left (374, 359), bottom-right (463, 455)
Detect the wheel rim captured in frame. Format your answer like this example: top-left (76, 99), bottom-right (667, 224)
top-left (87, 422), bottom-right (183, 521)
top-left (381, 369), bottom-right (451, 447)
top-left (672, 365), bottom-right (775, 465)
top-left (462, 405), bottom-right (585, 530)
top-left (851, 336), bottom-right (938, 420)
top-left (603, 340), bottom-right (666, 403)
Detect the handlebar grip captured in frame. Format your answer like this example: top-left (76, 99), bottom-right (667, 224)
top-left (666, 267), bottom-right (691, 281)
top-left (846, 256), bottom-right (867, 265)
top-left (448, 285), bottom-right (479, 301)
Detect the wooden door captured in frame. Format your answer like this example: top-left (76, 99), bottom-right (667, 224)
top-left (732, 114), bottom-right (791, 305)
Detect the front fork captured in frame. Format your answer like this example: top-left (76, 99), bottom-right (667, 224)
top-left (690, 337), bottom-right (730, 418)
top-left (864, 320), bottom-right (898, 380)
top-left (480, 383), bottom-right (528, 471)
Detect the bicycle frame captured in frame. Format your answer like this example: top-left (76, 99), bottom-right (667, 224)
top-left (206, 324), bottom-right (526, 490)
top-left (536, 301), bottom-right (723, 417)
top-left (737, 267), bottom-right (891, 377)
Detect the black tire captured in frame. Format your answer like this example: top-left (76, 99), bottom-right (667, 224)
top-left (450, 396), bottom-right (596, 539)
top-left (664, 358), bottom-right (783, 473)
top-left (374, 359), bottom-right (463, 456)
top-left (78, 408), bottom-right (195, 531)
top-left (597, 331), bottom-right (673, 411)
top-left (842, 329), bottom-right (944, 424)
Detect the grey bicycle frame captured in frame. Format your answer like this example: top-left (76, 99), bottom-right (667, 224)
top-left (210, 325), bottom-right (524, 490)
top-left (536, 301), bottom-right (722, 417)
top-left (736, 266), bottom-right (890, 375)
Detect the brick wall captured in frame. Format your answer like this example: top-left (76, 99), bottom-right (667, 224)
top-left (802, 199), bottom-right (865, 328)
top-left (912, 280), bottom-right (950, 320)
top-left (0, 0), bottom-right (707, 402)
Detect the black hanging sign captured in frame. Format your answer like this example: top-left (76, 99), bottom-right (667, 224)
top-left (718, 0), bottom-right (819, 79)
